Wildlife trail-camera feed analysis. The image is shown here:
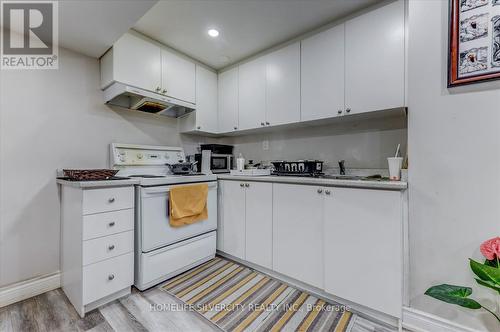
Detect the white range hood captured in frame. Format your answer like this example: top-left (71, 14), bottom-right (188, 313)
top-left (103, 82), bottom-right (196, 118)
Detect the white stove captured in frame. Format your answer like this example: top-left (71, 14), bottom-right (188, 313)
top-left (110, 143), bottom-right (217, 290)
top-left (110, 143), bottom-right (217, 185)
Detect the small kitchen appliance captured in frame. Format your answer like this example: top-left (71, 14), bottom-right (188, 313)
top-left (194, 144), bottom-right (234, 174)
top-left (165, 160), bottom-right (198, 174)
top-left (271, 160), bottom-right (324, 177)
top-left (110, 143), bottom-right (217, 290)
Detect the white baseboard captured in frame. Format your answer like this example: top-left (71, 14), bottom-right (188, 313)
top-left (402, 307), bottom-right (482, 332)
top-left (0, 272), bottom-right (61, 308)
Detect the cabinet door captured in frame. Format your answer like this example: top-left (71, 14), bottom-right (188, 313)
top-left (218, 67), bottom-right (239, 132)
top-left (195, 66), bottom-right (218, 132)
top-left (301, 24), bottom-right (345, 121)
top-left (113, 33), bottom-right (161, 93)
top-left (239, 57), bottom-right (266, 130)
top-left (220, 181), bottom-right (246, 259)
top-left (273, 184), bottom-right (323, 288)
top-left (245, 182), bottom-right (272, 269)
top-left (161, 49), bottom-right (196, 103)
top-left (345, 0), bottom-right (405, 114)
top-left (324, 188), bottom-right (402, 318)
top-left (266, 43), bottom-right (300, 126)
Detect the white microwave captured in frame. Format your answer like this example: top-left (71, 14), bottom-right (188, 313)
top-left (195, 152), bottom-right (233, 173)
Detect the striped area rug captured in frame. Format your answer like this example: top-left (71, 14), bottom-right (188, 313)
top-left (161, 257), bottom-right (355, 332)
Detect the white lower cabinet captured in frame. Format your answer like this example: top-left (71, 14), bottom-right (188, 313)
top-left (59, 182), bottom-right (135, 317)
top-left (245, 182), bottom-right (272, 269)
top-left (272, 184), bottom-right (324, 289)
top-left (218, 179), bottom-right (405, 319)
top-left (323, 187), bottom-right (403, 318)
top-left (219, 180), bottom-right (272, 268)
top-left (220, 180), bottom-right (246, 259)
top-left (82, 252), bottom-right (134, 305)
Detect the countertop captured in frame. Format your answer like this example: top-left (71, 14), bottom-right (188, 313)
top-left (56, 177), bottom-right (140, 188)
top-left (217, 174), bottom-right (407, 190)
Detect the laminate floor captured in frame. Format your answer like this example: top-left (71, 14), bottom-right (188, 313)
top-left (0, 278), bottom-right (397, 332)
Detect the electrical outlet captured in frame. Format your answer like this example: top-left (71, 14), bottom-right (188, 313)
top-left (262, 140), bottom-right (269, 151)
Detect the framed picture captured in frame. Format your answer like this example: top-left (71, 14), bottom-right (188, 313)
top-left (449, 0), bottom-right (500, 86)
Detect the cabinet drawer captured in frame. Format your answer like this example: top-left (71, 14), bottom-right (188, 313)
top-left (83, 209), bottom-right (134, 240)
top-left (83, 187), bottom-right (133, 214)
top-left (83, 252), bottom-right (133, 305)
top-left (83, 231), bottom-right (133, 266)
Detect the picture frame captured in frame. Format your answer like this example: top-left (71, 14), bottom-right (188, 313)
top-left (448, 0), bottom-right (500, 87)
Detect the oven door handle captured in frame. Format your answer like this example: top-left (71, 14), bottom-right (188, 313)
top-left (142, 182), bottom-right (217, 195)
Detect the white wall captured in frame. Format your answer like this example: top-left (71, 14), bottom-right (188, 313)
top-left (408, 1), bottom-right (500, 330)
top-left (0, 48), bottom-right (192, 287)
top-left (219, 117), bottom-right (407, 172)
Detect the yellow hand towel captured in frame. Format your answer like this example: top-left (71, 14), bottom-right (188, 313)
top-left (169, 183), bottom-right (208, 227)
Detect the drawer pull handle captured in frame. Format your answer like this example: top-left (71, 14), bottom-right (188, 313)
top-left (108, 245), bottom-right (115, 250)
top-left (108, 222), bottom-right (115, 227)
top-left (108, 198), bottom-right (115, 203)
top-left (108, 274), bottom-right (115, 281)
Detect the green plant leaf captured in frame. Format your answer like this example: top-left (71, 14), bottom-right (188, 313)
top-left (484, 259), bottom-right (498, 268)
top-left (469, 259), bottom-right (500, 285)
top-left (425, 284), bottom-right (482, 309)
top-left (475, 279), bottom-right (500, 294)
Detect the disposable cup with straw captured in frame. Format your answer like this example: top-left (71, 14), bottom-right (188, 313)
top-left (387, 144), bottom-right (403, 181)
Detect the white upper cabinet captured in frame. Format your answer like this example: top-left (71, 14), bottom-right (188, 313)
top-left (100, 32), bottom-right (196, 105)
top-left (266, 43), bottom-right (301, 126)
top-left (179, 65), bottom-right (218, 133)
top-left (106, 33), bottom-right (161, 92)
top-left (238, 57), bottom-right (267, 130)
top-left (161, 49), bottom-right (196, 103)
top-left (301, 24), bottom-right (345, 121)
top-left (194, 66), bottom-right (218, 132)
top-left (218, 67), bottom-right (239, 133)
top-left (345, 0), bottom-right (405, 114)
top-left (323, 187), bottom-right (403, 318)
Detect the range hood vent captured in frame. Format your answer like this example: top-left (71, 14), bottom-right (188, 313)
top-left (103, 82), bottom-right (195, 118)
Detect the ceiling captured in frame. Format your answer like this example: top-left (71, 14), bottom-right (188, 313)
top-left (133, 0), bottom-right (382, 70)
top-left (57, 0), bottom-right (157, 58)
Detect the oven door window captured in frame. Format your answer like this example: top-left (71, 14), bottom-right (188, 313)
top-left (211, 157), bottom-right (228, 170)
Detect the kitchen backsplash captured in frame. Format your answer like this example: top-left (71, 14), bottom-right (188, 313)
top-left (182, 116), bottom-right (407, 173)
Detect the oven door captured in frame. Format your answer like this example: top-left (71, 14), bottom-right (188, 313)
top-left (211, 155), bottom-right (231, 173)
top-left (139, 181), bottom-right (217, 253)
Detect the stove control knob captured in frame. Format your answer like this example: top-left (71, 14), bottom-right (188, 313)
top-left (137, 153), bottom-right (143, 159)
top-left (165, 154), bottom-right (170, 159)
top-left (119, 156), bottom-right (126, 162)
